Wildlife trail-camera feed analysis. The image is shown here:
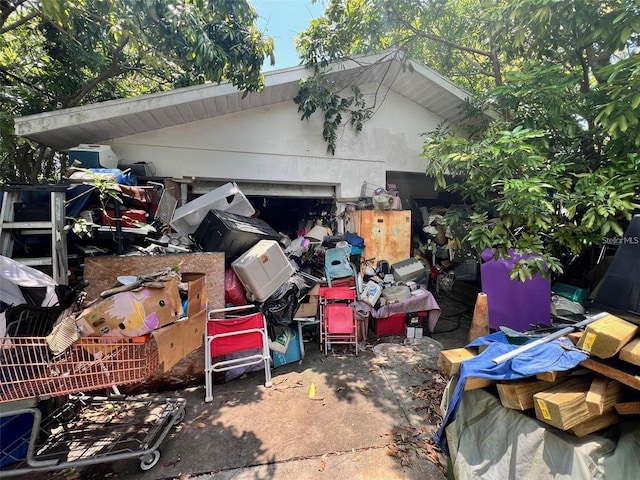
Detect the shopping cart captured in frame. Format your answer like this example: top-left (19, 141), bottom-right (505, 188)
top-left (0, 307), bottom-right (186, 476)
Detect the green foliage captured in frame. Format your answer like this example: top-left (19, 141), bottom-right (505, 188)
top-left (293, 74), bottom-right (371, 154)
top-left (1, 0), bottom-right (274, 183)
top-left (64, 168), bottom-right (156, 238)
top-left (298, 0), bottom-right (640, 279)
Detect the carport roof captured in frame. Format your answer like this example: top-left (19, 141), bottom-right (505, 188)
top-left (14, 50), bottom-right (475, 152)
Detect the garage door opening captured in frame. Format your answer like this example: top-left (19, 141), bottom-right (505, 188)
top-left (247, 196), bottom-right (337, 240)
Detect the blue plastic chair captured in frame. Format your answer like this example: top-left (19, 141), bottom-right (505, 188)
top-left (325, 246), bottom-right (356, 287)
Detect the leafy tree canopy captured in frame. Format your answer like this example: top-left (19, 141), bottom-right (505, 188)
top-left (1, 0), bottom-right (274, 183)
top-left (295, 0), bottom-right (640, 279)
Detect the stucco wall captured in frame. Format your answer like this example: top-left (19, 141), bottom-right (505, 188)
top-left (107, 84), bottom-right (443, 200)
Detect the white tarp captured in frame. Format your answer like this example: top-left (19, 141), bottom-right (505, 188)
top-left (1, 256), bottom-right (59, 338)
top-left (0, 255), bottom-right (58, 307)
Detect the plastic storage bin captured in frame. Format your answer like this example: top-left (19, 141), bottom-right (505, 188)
top-left (272, 327), bottom-right (302, 368)
top-left (374, 313), bottom-right (406, 336)
top-left (193, 209), bottom-right (280, 264)
top-left (170, 182), bottom-right (255, 235)
top-left (231, 240), bottom-right (295, 302)
top-left (551, 282), bottom-right (589, 304)
top-left (391, 258), bottom-right (426, 282)
top-left (68, 144), bottom-right (118, 169)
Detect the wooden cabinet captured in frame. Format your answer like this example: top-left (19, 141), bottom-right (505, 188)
top-left (346, 210), bottom-right (411, 266)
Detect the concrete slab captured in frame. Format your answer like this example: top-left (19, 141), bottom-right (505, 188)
top-left (10, 315), bottom-right (470, 480)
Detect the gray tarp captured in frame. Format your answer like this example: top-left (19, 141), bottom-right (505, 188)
top-left (446, 388), bottom-right (640, 479)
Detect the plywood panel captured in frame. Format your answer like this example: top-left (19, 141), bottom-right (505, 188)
top-left (347, 210), bottom-right (411, 266)
top-left (83, 252), bottom-right (224, 310)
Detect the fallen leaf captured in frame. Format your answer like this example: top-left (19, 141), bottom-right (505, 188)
top-left (195, 422), bottom-right (207, 428)
top-left (319, 454), bottom-right (328, 471)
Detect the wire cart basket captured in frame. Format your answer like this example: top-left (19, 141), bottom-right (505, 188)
top-left (0, 328), bottom-right (186, 475)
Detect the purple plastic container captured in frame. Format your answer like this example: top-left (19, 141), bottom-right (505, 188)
top-left (480, 249), bottom-right (551, 332)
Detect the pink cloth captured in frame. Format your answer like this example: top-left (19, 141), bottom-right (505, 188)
top-left (353, 287), bottom-right (441, 333)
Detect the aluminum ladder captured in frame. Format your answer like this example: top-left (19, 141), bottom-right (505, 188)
top-left (0, 185), bottom-right (69, 284)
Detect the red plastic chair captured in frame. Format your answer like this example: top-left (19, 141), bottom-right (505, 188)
top-left (204, 306), bottom-right (272, 402)
top-left (318, 287), bottom-right (357, 356)
top-left (318, 286), bottom-right (353, 350)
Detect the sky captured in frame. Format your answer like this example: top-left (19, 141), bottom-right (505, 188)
top-left (251, 0), bottom-right (327, 70)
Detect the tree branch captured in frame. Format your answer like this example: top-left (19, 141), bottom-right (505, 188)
top-left (0, 7), bottom-right (39, 34)
top-left (0, 65), bottom-right (56, 99)
top-left (63, 36), bottom-right (131, 108)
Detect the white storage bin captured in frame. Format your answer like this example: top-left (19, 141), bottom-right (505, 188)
top-left (231, 240), bottom-right (295, 302)
top-left (170, 182), bottom-right (255, 235)
top-left (68, 144), bottom-right (118, 169)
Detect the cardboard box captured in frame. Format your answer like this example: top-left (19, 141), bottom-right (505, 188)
top-left (406, 325), bottom-right (423, 339)
top-left (76, 273), bottom-right (206, 339)
top-left (295, 302), bottom-right (318, 317)
top-left (76, 278), bottom-right (183, 338)
top-left (181, 272), bottom-right (207, 317)
top-left (152, 310), bottom-right (205, 372)
top-left (295, 283), bottom-right (320, 317)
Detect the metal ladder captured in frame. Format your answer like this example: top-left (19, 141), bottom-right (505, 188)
top-left (0, 185), bottom-right (69, 284)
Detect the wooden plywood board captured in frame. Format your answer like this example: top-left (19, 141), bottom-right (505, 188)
top-left (581, 357), bottom-right (640, 391)
top-left (83, 252), bottom-right (224, 311)
top-left (347, 210), bottom-right (411, 266)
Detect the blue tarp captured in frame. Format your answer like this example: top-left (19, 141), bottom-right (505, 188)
top-left (434, 331), bottom-right (588, 456)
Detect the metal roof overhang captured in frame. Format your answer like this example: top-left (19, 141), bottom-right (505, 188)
top-left (14, 51), bottom-right (475, 152)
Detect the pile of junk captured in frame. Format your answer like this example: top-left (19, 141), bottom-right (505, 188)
top-left (0, 255), bottom-right (199, 475)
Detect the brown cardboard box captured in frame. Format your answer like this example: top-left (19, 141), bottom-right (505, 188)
top-left (153, 273), bottom-right (207, 371)
top-left (181, 272), bottom-right (207, 317)
top-left (294, 283), bottom-right (320, 317)
top-left (152, 310), bottom-right (205, 372)
top-left (76, 278), bottom-right (183, 338)
top-left (76, 273), bottom-right (207, 339)
top-left (295, 302), bottom-right (318, 317)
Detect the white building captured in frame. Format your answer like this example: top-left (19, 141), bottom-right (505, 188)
top-left (15, 51), bottom-right (477, 233)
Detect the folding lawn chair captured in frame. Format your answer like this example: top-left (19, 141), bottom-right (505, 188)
top-left (204, 306), bottom-right (272, 402)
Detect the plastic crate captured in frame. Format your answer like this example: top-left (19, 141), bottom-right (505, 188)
top-left (551, 282), bottom-right (589, 304)
top-left (272, 327), bottom-right (301, 368)
top-left (374, 313), bottom-right (406, 336)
